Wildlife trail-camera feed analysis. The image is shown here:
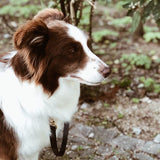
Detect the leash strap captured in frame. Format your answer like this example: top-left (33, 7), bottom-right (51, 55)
top-left (50, 122), bottom-right (69, 156)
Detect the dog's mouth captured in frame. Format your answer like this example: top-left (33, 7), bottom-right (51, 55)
top-left (70, 75), bottom-right (102, 85)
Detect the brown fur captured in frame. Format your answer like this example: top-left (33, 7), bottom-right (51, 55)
top-left (34, 8), bottom-right (64, 24)
top-left (0, 109), bottom-right (17, 160)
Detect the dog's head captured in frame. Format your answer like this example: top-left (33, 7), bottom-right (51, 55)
top-left (12, 8), bottom-right (110, 94)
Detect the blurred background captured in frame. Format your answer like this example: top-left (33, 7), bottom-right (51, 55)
top-left (1, 0), bottom-right (160, 159)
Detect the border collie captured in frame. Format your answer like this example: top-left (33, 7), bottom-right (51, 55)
top-left (0, 8), bottom-right (110, 160)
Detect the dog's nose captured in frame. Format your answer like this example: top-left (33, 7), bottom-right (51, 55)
top-left (100, 66), bottom-right (111, 78)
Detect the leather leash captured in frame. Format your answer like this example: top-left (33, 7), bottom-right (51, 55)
top-left (50, 119), bottom-right (69, 157)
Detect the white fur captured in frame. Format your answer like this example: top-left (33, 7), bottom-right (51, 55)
top-left (66, 23), bottom-right (109, 85)
top-left (0, 67), bottom-right (80, 160)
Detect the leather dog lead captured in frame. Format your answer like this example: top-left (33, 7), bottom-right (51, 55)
top-left (50, 120), bottom-right (69, 156)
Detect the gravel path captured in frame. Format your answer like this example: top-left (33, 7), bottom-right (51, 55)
top-left (40, 123), bottom-right (160, 160)
top-left (40, 98), bottom-right (160, 160)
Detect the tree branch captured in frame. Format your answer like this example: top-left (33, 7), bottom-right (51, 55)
top-left (89, 0), bottom-right (96, 51)
top-left (70, 0), bottom-right (76, 25)
top-left (60, 0), bottom-right (66, 17)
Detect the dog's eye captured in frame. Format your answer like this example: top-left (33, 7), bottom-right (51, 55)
top-left (68, 48), bottom-right (75, 54)
top-left (65, 43), bottom-right (81, 56)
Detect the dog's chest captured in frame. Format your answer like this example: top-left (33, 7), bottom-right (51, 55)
top-left (48, 78), bottom-right (80, 121)
top-left (17, 79), bottom-right (80, 157)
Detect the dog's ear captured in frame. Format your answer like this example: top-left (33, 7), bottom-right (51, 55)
top-left (14, 19), bottom-right (49, 50)
top-left (33, 8), bottom-right (64, 23)
top-left (13, 20), bottom-right (49, 79)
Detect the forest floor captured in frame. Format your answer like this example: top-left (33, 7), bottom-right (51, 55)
top-left (0, 1), bottom-right (160, 160)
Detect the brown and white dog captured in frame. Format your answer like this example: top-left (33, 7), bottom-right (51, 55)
top-left (0, 8), bottom-right (110, 160)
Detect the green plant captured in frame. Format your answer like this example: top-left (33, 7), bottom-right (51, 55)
top-left (144, 26), bottom-right (159, 33)
top-left (0, 0), bottom-right (44, 18)
top-left (77, 145), bottom-right (84, 151)
top-left (104, 103), bottom-right (110, 108)
top-left (110, 16), bottom-right (132, 28)
top-left (118, 113), bottom-right (124, 119)
top-left (139, 77), bottom-right (160, 93)
top-left (122, 0), bottom-right (160, 33)
top-left (120, 53), bottom-right (152, 69)
top-left (143, 32), bottom-right (160, 42)
top-left (155, 58), bottom-right (160, 64)
top-left (111, 78), bottom-right (121, 85)
top-left (92, 29), bottom-right (119, 42)
top-left (119, 77), bottom-right (132, 88)
top-left (132, 98), bottom-right (140, 103)
top-left (79, 4), bottom-right (90, 27)
top-left (111, 77), bottom-right (131, 88)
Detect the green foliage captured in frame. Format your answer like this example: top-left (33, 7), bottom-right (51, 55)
top-left (118, 113), bottom-right (124, 118)
top-left (79, 4), bottom-right (90, 27)
top-left (110, 16), bottom-right (132, 27)
top-left (143, 26), bottom-right (159, 33)
top-left (139, 77), bottom-right (160, 93)
top-left (122, 0), bottom-right (160, 33)
top-left (109, 42), bottom-right (117, 48)
top-left (77, 146), bottom-right (84, 151)
top-left (143, 25), bottom-right (160, 42)
top-left (92, 29), bottom-right (119, 42)
top-left (132, 98), bottom-right (140, 103)
top-left (143, 32), bottom-right (160, 42)
top-left (104, 103), bottom-right (110, 108)
top-left (119, 77), bottom-right (132, 88)
top-left (120, 53), bottom-right (152, 69)
top-left (155, 58), bottom-right (160, 64)
top-left (131, 11), bottom-right (141, 33)
top-left (95, 49), bottom-right (106, 55)
top-left (111, 78), bottom-right (121, 85)
top-left (0, 0), bottom-right (46, 18)
top-left (98, 0), bottom-right (109, 5)
top-left (111, 77), bottom-right (131, 88)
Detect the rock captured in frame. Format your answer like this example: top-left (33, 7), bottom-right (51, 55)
top-left (80, 147), bottom-right (96, 159)
top-left (10, 21), bottom-right (17, 27)
top-left (71, 145), bottom-right (78, 150)
top-left (125, 89), bottom-right (134, 97)
top-left (112, 147), bottom-right (131, 159)
top-left (69, 124), bottom-right (94, 145)
top-left (152, 55), bottom-right (159, 60)
top-left (94, 127), bottom-right (120, 144)
top-left (80, 103), bottom-right (89, 109)
top-left (138, 141), bottom-right (160, 157)
top-left (132, 127), bottom-right (141, 135)
top-left (133, 152), bottom-right (153, 160)
top-left (108, 156), bottom-right (119, 160)
top-left (88, 132), bottom-right (94, 138)
top-left (96, 144), bottom-right (113, 157)
top-left (3, 34), bottom-right (11, 39)
top-left (112, 135), bottom-right (144, 151)
top-left (114, 59), bottom-right (119, 64)
top-left (39, 123), bottom-right (159, 160)
top-left (153, 134), bottom-right (160, 143)
top-left (138, 83), bottom-right (144, 88)
top-left (140, 97), bottom-right (152, 103)
top-left (132, 105), bottom-right (138, 110)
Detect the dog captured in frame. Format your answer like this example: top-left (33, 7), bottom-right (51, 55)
top-left (0, 8), bottom-right (110, 160)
